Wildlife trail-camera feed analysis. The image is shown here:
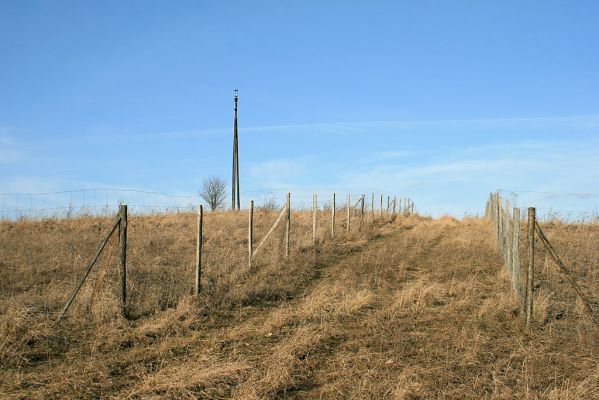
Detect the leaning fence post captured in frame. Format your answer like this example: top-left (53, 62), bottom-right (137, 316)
top-left (312, 193), bottom-right (317, 246)
top-left (118, 204), bottom-right (127, 317)
top-left (195, 205), bottom-right (203, 294)
top-left (248, 201), bottom-right (253, 268)
top-left (54, 214), bottom-right (121, 325)
top-left (346, 194), bottom-right (351, 235)
top-left (332, 192), bottom-right (336, 237)
top-left (285, 193), bottom-right (290, 257)
top-left (525, 207), bottom-right (535, 328)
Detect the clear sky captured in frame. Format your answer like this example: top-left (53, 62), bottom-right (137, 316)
top-left (1, 1), bottom-right (598, 216)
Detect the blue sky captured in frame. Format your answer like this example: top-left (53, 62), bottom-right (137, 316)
top-left (1, 1), bottom-right (598, 216)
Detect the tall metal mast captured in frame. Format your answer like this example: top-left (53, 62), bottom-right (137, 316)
top-left (232, 90), bottom-right (240, 210)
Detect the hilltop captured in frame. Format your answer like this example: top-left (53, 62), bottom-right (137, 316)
top-left (1, 212), bottom-right (598, 399)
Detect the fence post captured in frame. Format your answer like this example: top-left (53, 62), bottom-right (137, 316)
top-left (346, 194), bottom-right (351, 235)
top-left (312, 193), bottom-right (317, 246)
top-left (393, 196), bottom-right (396, 215)
top-left (195, 205), bottom-right (203, 294)
top-left (512, 207), bottom-right (521, 295)
top-left (360, 195), bottom-right (365, 230)
top-left (387, 196), bottom-right (390, 216)
top-left (526, 207), bottom-right (535, 328)
top-left (505, 199), bottom-right (511, 269)
top-left (248, 201), bottom-right (253, 268)
top-left (504, 200), bottom-right (509, 263)
top-left (496, 194), bottom-right (502, 256)
top-left (371, 193), bottom-right (375, 222)
top-left (332, 192), bottom-right (336, 237)
top-left (500, 197), bottom-right (505, 258)
top-left (118, 204), bottom-right (127, 317)
top-left (486, 193), bottom-right (493, 220)
top-left (492, 193), bottom-right (497, 227)
top-left (380, 194), bottom-right (383, 218)
top-left (498, 194), bottom-right (502, 250)
top-left (285, 193), bottom-right (290, 257)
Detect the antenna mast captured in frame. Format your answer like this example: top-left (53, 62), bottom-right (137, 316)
top-left (232, 90), bottom-right (240, 210)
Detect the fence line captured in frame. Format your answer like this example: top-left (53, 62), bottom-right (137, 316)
top-left (51, 191), bottom-right (416, 323)
top-left (485, 191), bottom-right (598, 330)
top-left (0, 187), bottom-right (404, 220)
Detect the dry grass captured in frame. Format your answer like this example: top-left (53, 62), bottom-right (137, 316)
top-left (0, 210), bottom-right (597, 399)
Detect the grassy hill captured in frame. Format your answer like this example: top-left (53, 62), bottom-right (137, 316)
top-left (1, 211), bottom-right (597, 399)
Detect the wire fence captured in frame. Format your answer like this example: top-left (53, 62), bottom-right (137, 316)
top-left (496, 189), bottom-right (599, 223)
top-left (0, 187), bottom-right (403, 220)
top-left (486, 191), bottom-right (599, 330)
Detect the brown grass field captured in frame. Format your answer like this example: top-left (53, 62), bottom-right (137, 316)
top-left (1, 209), bottom-right (598, 399)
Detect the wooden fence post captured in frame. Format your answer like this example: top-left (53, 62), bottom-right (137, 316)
top-left (346, 194), bottom-right (351, 235)
top-left (332, 192), bottom-right (336, 238)
top-left (512, 207), bottom-right (521, 295)
top-left (503, 200), bottom-right (509, 263)
top-left (505, 199), bottom-right (511, 269)
top-left (525, 207), bottom-right (535, 328)
top-left (491, 194), bottom-right (496, 227)
top-left (497, 194), bottom-right (502, 250)
top-left (248, 201), bottom-right (253, 268)
top-left (486, 192), bottom-right (493, 220)
top-left (393, 196), bottom-right (396, 215)
top-left (371, 193), bottom-right (375, 222)
top-left (496, 194), bottom-right (503, 256)
top-left (118, 204), bottom-right (127, 317)
top-left (195, 205), bottom-right (203, 294)
top-left (312, 193), bottom-right (317, 246)
top-left (360, 195), bottom-right (365, 230)
top-left (285, 193), bottom-right (290, 257)
top-left (387, 196), bottom-right (390, 216)
top-left (380, 194), bottom-right (383, 218)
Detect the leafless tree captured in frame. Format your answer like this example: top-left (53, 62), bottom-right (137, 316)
top-left (200, 176), bottom-right (227, 211)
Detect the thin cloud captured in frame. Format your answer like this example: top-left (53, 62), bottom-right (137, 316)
top-left (344, 140), bottom-right (599, 192)
top-left (74, 115), bottom-right (599, 143)
top-left (0, 132), bottom-right (22, 164)
top-left (249, 157), bottom-right (310, 181)
top-left (243, 115), bottom-right (599, 133)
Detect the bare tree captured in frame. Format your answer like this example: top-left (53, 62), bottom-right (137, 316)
top-left (200, 176), bottom-right (227, 211)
